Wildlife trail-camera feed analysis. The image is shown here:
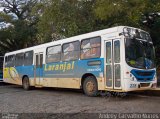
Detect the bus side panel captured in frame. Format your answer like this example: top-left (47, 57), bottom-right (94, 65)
top-left (44, 60), bottom-right (79, 88)
top-left (77, 58), bottom-right (105, 90)
top-left (43, 58), bottom-right (105, 90)
top-left (3, 65), bottom-right (34, 85)
top-left (15, 65), bottom-right (35, 86)
top-left (3, 67), bottom-right (22, 85)
top-left (4, 58), bottom-right (105, 90)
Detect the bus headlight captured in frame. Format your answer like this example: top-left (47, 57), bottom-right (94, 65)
top-left (131, 77), bottom-right (134, 81)
top-left (129, 73), bottom-right (136, 81)
top-left (153, 76), bottom-right (157, 81)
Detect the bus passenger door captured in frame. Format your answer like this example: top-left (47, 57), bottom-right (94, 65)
top-left (34, 53), bottom-right (43, 86)
top-left (105, 39), bottom-right (121, 90)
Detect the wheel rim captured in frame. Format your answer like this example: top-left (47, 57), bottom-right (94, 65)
top-left (86, 81), bottom-right (95, 93)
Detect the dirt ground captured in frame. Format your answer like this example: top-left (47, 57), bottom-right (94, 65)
top-left (0, 83), bottom-right (160, 118)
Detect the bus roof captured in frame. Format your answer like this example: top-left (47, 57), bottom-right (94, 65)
top-left (4, 26), bottom-right (144, 56)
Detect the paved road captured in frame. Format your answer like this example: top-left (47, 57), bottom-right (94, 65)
top-left (0, 83), bottom-right (160, 114)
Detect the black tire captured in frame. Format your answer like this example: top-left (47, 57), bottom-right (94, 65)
top-left (83, 76), bottom-right (98, 97)
top-left (22, 77), bottom-right (31, 90)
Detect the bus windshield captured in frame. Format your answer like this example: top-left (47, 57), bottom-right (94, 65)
top-left (125, 38), bottom-right (155, 69)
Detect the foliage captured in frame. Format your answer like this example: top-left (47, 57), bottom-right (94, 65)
top-left (0, 0), bottom-right (38, 54)
top-left (0, 0), bottom-right (37, 20)
top-left (94, 0), bottom-right (160, 67)
top-left (94, 0), bottom-right (160, 28)
top-left (36, 0), bottom-right (96, 42)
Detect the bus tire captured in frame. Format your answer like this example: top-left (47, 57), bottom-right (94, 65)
top-left (22, 77), bottom-right (30, 90)
top-left (83, 76), bottom-right (98, 97)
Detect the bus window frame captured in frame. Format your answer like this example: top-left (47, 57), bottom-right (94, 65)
top-left (4, 56), bottom-right (8, 67)
top-left (62, 40), bottom-right (80, 62)
top-left (24, 50), bottom-right (34, 66)
top-left (80, 36), bottom-right (101, 60)
top-left (7, 55), bottom-right (15, 67)
top-left (15, 52), bottom-right (24, 66)
top-left (46, 44), bottom-right (62, 63)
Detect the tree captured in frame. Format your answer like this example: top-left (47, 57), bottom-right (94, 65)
top-left (36, 0), bottom-right (96, 42)
top-left (94, 0), bottom-right (160, 67)
top-left (142, 13), bottom-right (160, 67)
top-left (0, 0), bottom-right (37, 20)
top-left (94, 0), bottom-right (160, 28)
top-left (0, 0), bottom-right (38, 54)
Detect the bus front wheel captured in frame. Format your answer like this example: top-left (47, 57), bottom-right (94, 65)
top-left (83, 76), bottom-right (98, 97)
top-left (22, 77), bottom-right (31, 90)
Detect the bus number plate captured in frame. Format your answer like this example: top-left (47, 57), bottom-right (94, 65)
top-left (130, 84), bottom-right (137, 88)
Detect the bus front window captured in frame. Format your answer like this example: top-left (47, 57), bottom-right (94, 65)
top-left (125, 38), bottom-right (155, 69)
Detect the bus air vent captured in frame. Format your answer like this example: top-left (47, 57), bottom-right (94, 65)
top-left (131, 70), bottom-right (155, 82)
top-left (140, 83), bottom-right (150, 87)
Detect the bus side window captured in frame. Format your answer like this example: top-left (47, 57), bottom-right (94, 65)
top-left (5, 56), bottom-right (8, 67)
top-left (24, 51), bottom-right (33, 66)
top-left (36, 55), bottom-right (39, 68)
top-left (8, 55), bottom-right (15, 67)
top-left (40, 54), bottom-right (43, 68)
top-left (81, 37), bottom-right (101, 59)
top-left (114, 41), bottom-right (120, 63)
top-left (106, 42), bottom-right (111, 63)
top-left (46, 45), bottom-right (61, 63)
top-left (62, 41), bottom-right (80, 61)
top-left (15, 53), bottom-right (24, 66)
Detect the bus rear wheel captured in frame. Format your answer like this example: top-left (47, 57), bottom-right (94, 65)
top-left (22, 77), bottom-right (30, 90)
top-left (83, 76), bottom-right (98, 97)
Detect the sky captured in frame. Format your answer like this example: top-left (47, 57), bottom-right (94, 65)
top-left (0, 7), bottom-right (3, 11)
top-left (0, 7), bottom-right (11, 29)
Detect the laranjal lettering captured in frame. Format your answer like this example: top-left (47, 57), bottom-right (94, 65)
top-left (44, 61), bottom-right (75, 72)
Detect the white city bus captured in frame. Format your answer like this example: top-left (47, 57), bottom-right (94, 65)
top-left (3, 26), bottom-right (157, 96)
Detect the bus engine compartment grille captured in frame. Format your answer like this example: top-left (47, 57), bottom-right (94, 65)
top-left (136, 72), bottom-right (153, 76)
top-left (131, 69), bottom-right (155, 82)
top-left (140, 83), bottom-right (150, 87)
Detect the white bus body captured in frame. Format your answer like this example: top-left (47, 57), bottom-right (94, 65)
top-left (3, 26), bottom-right (157, 96)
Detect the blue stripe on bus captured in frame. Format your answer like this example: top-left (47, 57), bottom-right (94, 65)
top-left (44, 58), bottom-right (104, 78)
top-left (15, 65), bottom-right (34, 78)
top-left (12, 58), bottom-right (104, 79)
